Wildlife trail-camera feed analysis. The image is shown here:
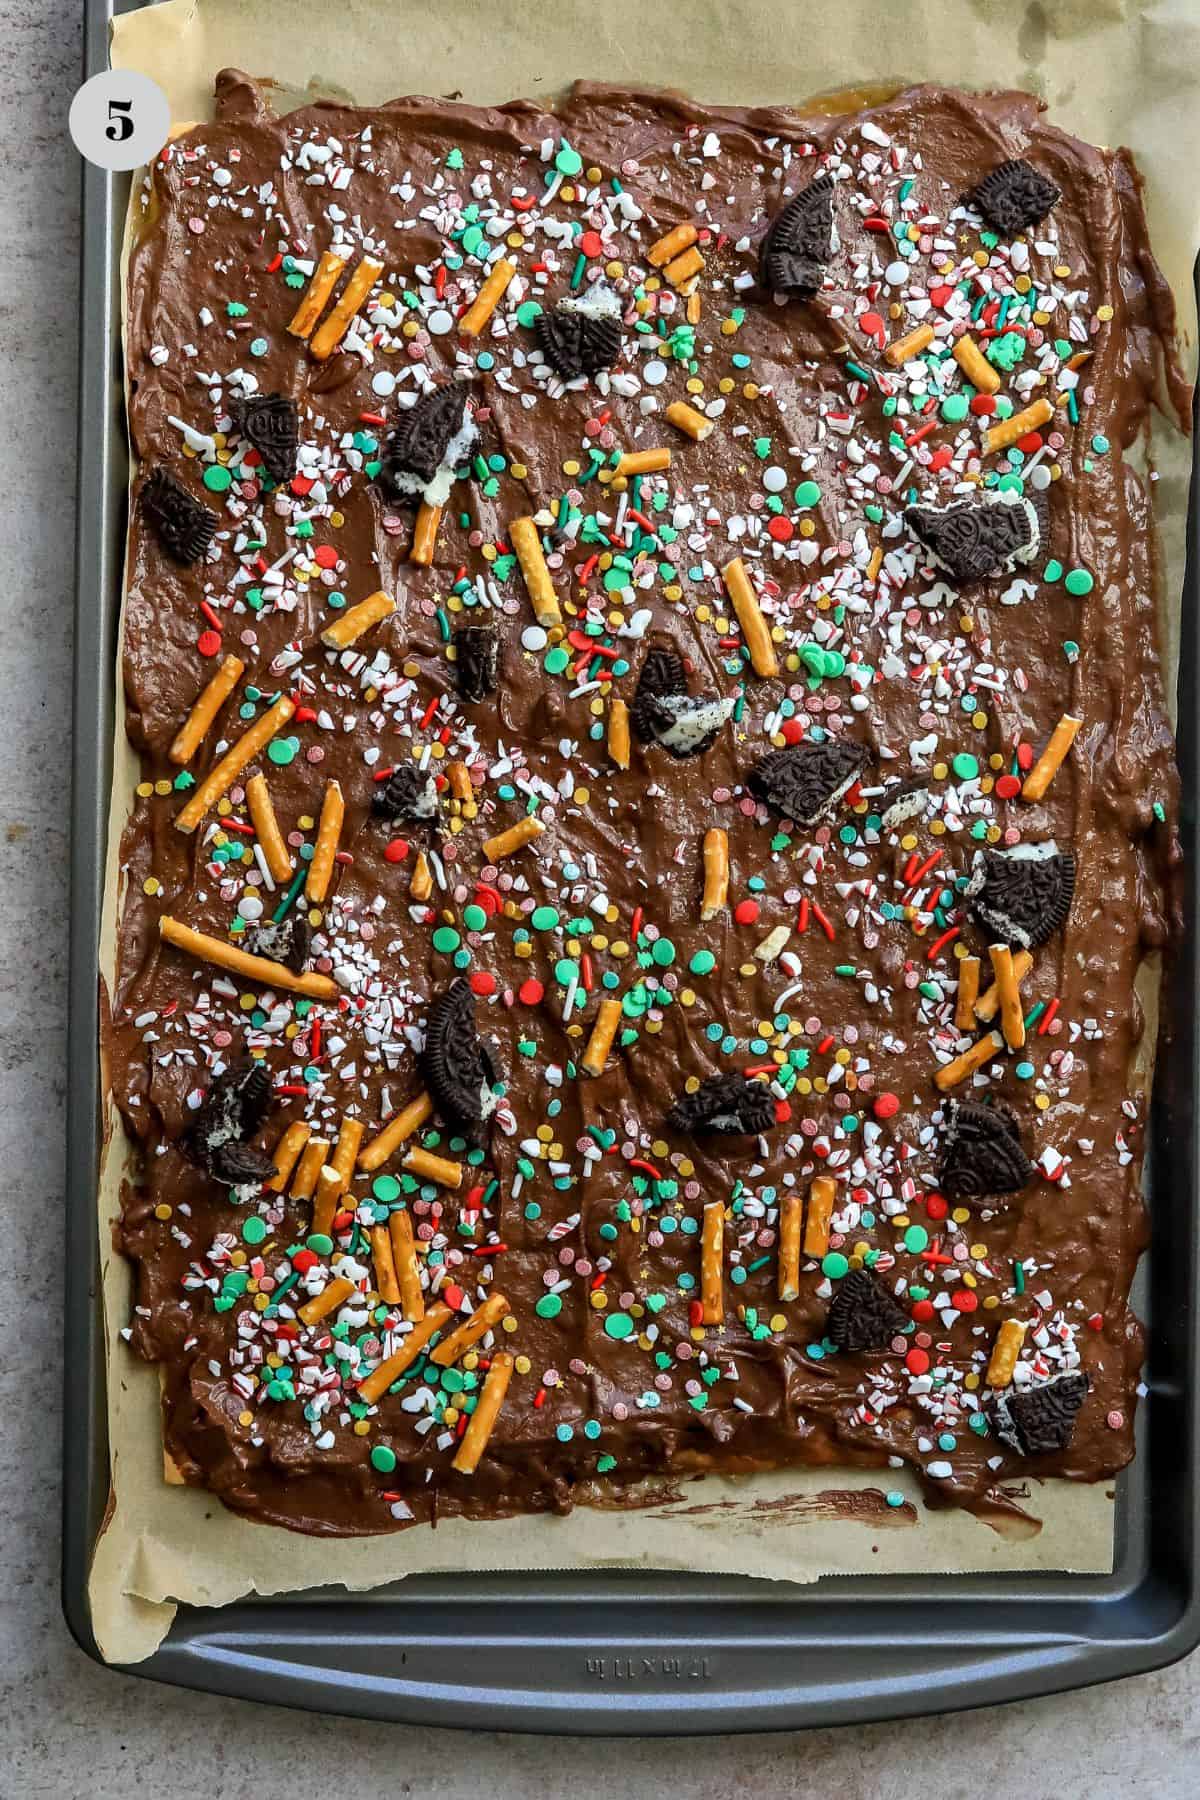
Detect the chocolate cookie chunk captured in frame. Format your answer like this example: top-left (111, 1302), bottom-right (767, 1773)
top-left (667, 1072), bottom-right (777, 1136)
top-left (879, 779), bottom-right (931, 833)
top-left (826, 1268), bottom-right (910, 1352)
top-left (987, 1370), bottom-right (1089, 1456)
top-left (231, 392), bottom-right (299, 483)
top-left (243, 914), bottom-right (311, 974)
top-left (969, 158), bottom-right (1061, 237)
top-left (631, 646), bottom-right (688, 742)
top-left (181, 1061), bottom-right (274, 1184)
top-left (535, 286), bottom-right (623, 380)
top-left (906, 493), bottom-right (1045, 583)
top-left (379, 381), bottom-right (477, 507)
top-left (748, 740), bottom-right (868, 826)
top-left (454, 622), bottom-right (499, 703)
top-left (760, 172), bottom-right (836, 295)
top-left (372, 765), bottom-right (441, 825)
top-left (142, 468), bottom-right (217, 564)
top-left (207, 1139), bottom-right (278, 1185)
top-left (966, 842), bottom-right (1076, 949)
top-left (939, 1098), bottom-right (1034, 1201)
top-left (643, 692), bottom-right (735, 760)
top-left (420, 977), bottom-right (500, 1138)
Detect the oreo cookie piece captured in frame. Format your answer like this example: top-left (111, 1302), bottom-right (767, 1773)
top-left (535, 286), bottom-right (623, 380)
top-left (379, 381), bottom-right (477, 507)
top-left (454, 622), bottom-right (498, 703)
top-left (643, 692), bottom-right (735, 760)
top-left (142, 468), bottom-right (217, 564)
top-left (231, 392), bottom-right (299, 483)
top-left (667, 1073), bottom-right (777, 1136)
top-left (207, 1140), bottom-right (278, 1186)
top-left (181, 1061), bottom-right (274, 1183)
top-left (826, 1269), bottom-right (910, 1353)
top-left (243, 914), bottom-right (312, 975)
top-left (879, 779), bottom-right (931, 834)
top-left (748, 739), bottom-right (868, 826)
top-left (631, 646), bottom-right (688, 742)
top-left (986, 1370), bottom-right (1089, 1456)
top-left (969, 158), bottom-right (1061, 237)
top-left (939, 1098), bottom-right (1034, 1202)
top-left (760, 172), bottom-right (836, 296)
top-left (906, 492), bottom-right (1045, 583)
top-left (372, 765), bottom-right (441, 826)
top-left (420, 976), bottom-right (501, 1138)
top-left (966, 841), bottom-right (1075, 949)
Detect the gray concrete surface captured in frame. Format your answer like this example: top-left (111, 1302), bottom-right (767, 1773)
top-left (1, 4), bottom-right (1197, 1794)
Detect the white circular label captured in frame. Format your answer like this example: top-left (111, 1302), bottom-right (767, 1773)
top-left (69, 71), bottom-right (172, 172)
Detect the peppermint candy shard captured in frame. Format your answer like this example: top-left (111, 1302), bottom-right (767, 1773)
top-left (379, 382), bottom-right (477, 507)
top-left (231, 392), bottom-right (299, 483)
top-left (966, 842), bottom-right (1075, 949)
top-left (939, 1098), bottom-right (1034, 1202)
top-left (826, 1268), bottom-right (910, 1352)
top-left (760, 172), bottom-right (836, 295)
top-left (969, 158), bottom-right (1061, 237)
top-left (420, 976), bottom-right (501, 1138)
top-left (748, 739), bottom-right (868, 826)
top-left (986, 1370), bottom-right (1090, 1456)
top-left (372, 765), bottom-right (441, 825)
top-left (667, 1072), bottom-right (778, 1136)
top-left (142, 468), bottom-right (217, 564)
top-left (906, 492), bottom-right (1045, 583)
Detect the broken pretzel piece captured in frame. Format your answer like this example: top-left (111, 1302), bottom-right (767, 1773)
top-left (169, 653), bottom-right (244, 766)
top-left (310, 254), bottom-right (384, 360)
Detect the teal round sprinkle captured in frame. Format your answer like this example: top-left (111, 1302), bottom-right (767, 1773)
top-left (730, 1266), bottom-right (747, 1286)
top-left (327, 590), bottom-right (345, 609)
top-left (555, 143), bottom-right (583, 175)
top-left (306, 1233), bottom-right (334, 1256)
top-left (475, 351), bottom-right (495, 372)
top-left (651, 938), bottom-right (676, 967)
top-left (203, 463), bottom-right (232, 493)
top-left (432, 926), bottom-right (461, 953)
top-left (1043, 558), bottom-right (1064, 582)
top-left (952, 753), bottom-right (979, 780)
top-left (690, 949), bottom-right (716, 976)
top-left (535, 1292), bottom-right (563, 1319)
top-left (885, 1490), bottom-right (906, 1508)
top-left (941, 393), bottom-right (969, 422)
top-left (604, 1311), bottom-right (634, 1339)
top-left (531, 905), bottom-right (559, 931)
top-left (242, 1216), bottom-right (267, 1245)
top-left (267, 735), bottom-right (299, 766)
top-left (463, 904), bottom-right (487, 932)
top-left (938, 1433), bottom-right (957, 1451)
top-left (903, 1225), bottom-right (929, 1254)
top-left (1064, 567), bottom-right (1094, 596)
top-left (1015, 1060), bottom-right (1035, 1080)
top-left (516, 300), bottom-right (543, 327)
top-left (556, 1423), bottom-right (575, 1442)
top-left (583, 1419), bottom-right (601, 1440)
top-left (1092, 433), bottom-right (1110, 454)
top-left (821, 1252), bottom-right (849, 1280)
top-left (249, 337), bottom-right (269, 358)
top-left (524, 1201), bottom-right (542, 1221)
top-left (370, 1445), bottom-right (397, 1474)
top-left (544, 646), bottom-right (570, 675)
top-left (794, 479), bottom-right (822, 508)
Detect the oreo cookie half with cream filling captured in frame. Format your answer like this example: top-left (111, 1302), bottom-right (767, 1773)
top-left (667, 1072), bottom-right (777, 1136)
top-left (878, 779), bottom-right (931, 833)
top-left (420, 977), bottom-right (501, 1139)
top-left (966, 841), bottom-right (1076, 949)
top-left (986, 1370), bottom-right (1089, 1456)
top-left (379, 381), bottom-right (477, 507)
top-left (906, 490), bottom-right (1045, 584)
top-left (180, 1062), bottom-right (276, 1186)
top-left (826, 1268), bottom-right (910, 1352)
top-left (748, 739), bottom-right (868, 826)
top-left (630, 645), bottom-right (733, 758)
top-left (372, 765), bottom-right (441, 825)
top-left (535, 285), bottom-right (623, 380)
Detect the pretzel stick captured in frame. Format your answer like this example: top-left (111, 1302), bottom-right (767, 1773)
top-left (158, 915), bottom-right (337, 999)
top-left (459, 257), bottom-right (517, 336)
top-left (451, 1350), bottom-right (513, 1474)
top-left (802, 1174), bottom-right (837, 1257)
top-left (410, 851), bottom-right (434, 900)
top-left (686, 292), bottom-right (702, 326)
top-left (666, 400), bottom-right (713, 442)
top-left (933, 1030), bottom-right (1005, 1091)
top-left (370, 1224), bottom-right (402, 1304)
top-left (246, 773), bottom-right (292, 883)
top-left (986, 1318), bottom-right (1027, 1389)
top-left (510, 516), bottom-right (563, 629)
top-left (358, 1091), bottom-right (434, 1172)
top-left (429, 1291), bottom-right (509, 1365)
top-left (311, 1163), bottom-right (345, 1239)
top-left (778, 1192), bottom-right (802, 1301)
top-left (173, 695), bottom-right (295, 833)
top-left (169, 654), bottom-right (245, 765)
top-left (321, 589), bottom-right (394, 650)
top-left (955, 956), bottom-right (981, 1032)
top-left (310, 254), bottom-right (384, 359)
top-left (287, 249), bottom-right (346, 339)
top-left (698, 1202), bottom-right (724, 1324)
top-left (975, 949), bottom-right (1033, 1022)
top-left (290, 1137), bottom-right (331, 1201)
top-left (410, 502), bottom-right (441, 567)
top-left (446, 759), bottom-right (473, 805)
top-left (357, 1303), bottom-right (453, 1402)
top-left (664, 245), bottom-right (704, 287)
top-left (297, 1275), bottom-right (356, 1327)
top-left (984, 395), bottom-right (1054, 455)
top-left (614, 447), bottom-right (671, 478)
top-left (701, 827), bottom-right (729, 922)
top-left (327, 1116), bottom-right (362, 1188)
top-left (388, 1207), bottom-right (425, 1321)
top-left (988, 944), bottom-right (1026, 1050)
top-left (722, 557), bottom-right (779, 678)
top-left (884, 323), bottom-right (935, 367)
top-left (607, 697), bottom-right (631, 770)
top-left (581, 997), bottom-right (623, 1076)
top-left (952, 333), bottom-right (1001, 395)
top-left (305, 779), bottom-right (344, 904)
top-left (267, 1120), bottom-right (310, 1192)
top-left (1022, 714), bottom-right (1082, 802)
top-left (483, 815), bottom-right (545, 862)
top-left (648, 221), bottom-right (698, 266)
top-left (402, 1146), bottom-right (463, 1189)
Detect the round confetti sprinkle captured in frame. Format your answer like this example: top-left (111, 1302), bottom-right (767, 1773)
top-left (370, 1445), bottom-right (398, 1474)
top-left (604, 1311), bottom-right (634, 1339)
top-left (536, 1293), bottom-right (563, 1319)
top-left (203, 464), bottom-right (232, 493)
top-left (1064, 567), bottom-right (1094, 596)
top-left (267, 736), bottom-right (300, 766)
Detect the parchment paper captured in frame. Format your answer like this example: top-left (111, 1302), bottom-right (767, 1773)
top-left (90, 0), bottom-right (1198, 1665)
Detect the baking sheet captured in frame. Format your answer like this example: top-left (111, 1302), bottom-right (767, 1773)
top-left (89, 0), bottom-right (1198, 1665)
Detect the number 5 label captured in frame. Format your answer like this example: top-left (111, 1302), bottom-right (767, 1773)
top-left (69, 71), bottom-right (171, 171)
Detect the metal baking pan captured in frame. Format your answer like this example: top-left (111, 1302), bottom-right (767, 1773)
top-left (63, 0), bottom-right (1200, 1730)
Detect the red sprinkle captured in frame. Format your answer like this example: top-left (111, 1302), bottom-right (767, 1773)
top-left (872, 1093), bottom-right (900, 1120)
top-left (905, 1348), bottom-right (931, 1375)
top-left (470, 970), bottom-right (497, 997)
top-left (518, 977), bottom-right (545, 1006)
top-left (384, 839), bottom-right (409, 863)
top-left (197, 628), bottom-right (222, 658)
top-left (925, 924), bottom-right (960, 961)
top-left (995, 773), bottom-right (1022, 799)
top-left (734, 898), bottom-right (760, 925)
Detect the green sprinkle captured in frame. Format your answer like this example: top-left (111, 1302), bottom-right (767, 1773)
top-left (242, 1216), bottom-right (267, 1245)
top-left (1043, 559), bottom-right (1064, 583)
top-left (535, 1292), bottom-right (564, 1320)
top-left (1064, 567), bottom-right (1094, 596)
top-left (604, 1311), bottom-right (634, 1340)
top-left (952, 753), bottom-right (979, 780)
top-left (794, 479), bottom-right (822, 508)
top-left (370, 1445), bottom-right (398, 1474)
top-left (432, 926), bottom-right (461, 954)
top-left (203, 464), bottom-right (232, 493)
top-left (821, 1252), bottom-right (849, 1280)
top-left (903, 1225), bottom-right (929, 1254)
top-left (689, 949), bottom-right (716, 976)
top-left (267, 735), bottom-right (299, 767)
